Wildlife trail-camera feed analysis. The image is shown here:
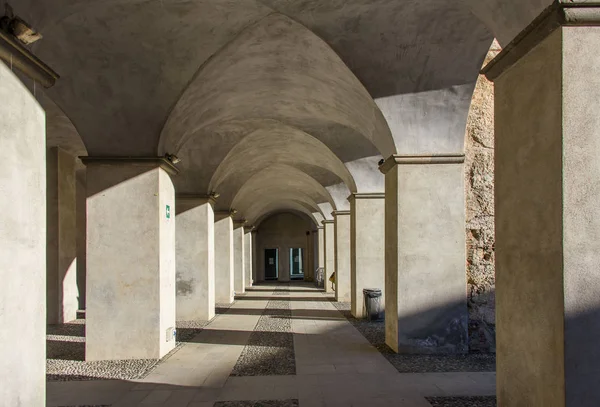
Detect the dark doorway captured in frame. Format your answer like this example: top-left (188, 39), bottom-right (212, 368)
top-left (290, 248), bottom-right (304, 280)
top-left (265, 248), bottom-right (278, 280)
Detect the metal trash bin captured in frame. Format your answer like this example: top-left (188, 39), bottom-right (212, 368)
top-left (363, 288), bottom-right (383, 321)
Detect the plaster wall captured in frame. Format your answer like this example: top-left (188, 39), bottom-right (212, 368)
top-left (324, 221), bottom-right (335, 293)
top-left (334, 212), bottom-right (351, 301)
top-left (46, 147), bottom-right (79, 324)
top-left (351, 195), bottom-right (385, 318)
top-left (214, 215), bottom-right (234, 303)
top-left (85, 165), bottom-right (176, 360)
top-left (495, 26), bottom-right (600, 406)
top-left (385, 162), bottom-right (467, 354)
top-left (0, 61), bottom-right (46, 407)
top-left (233, 224), bottom-right (246, 294)
top-left (244, 230), bottom-right (253, 287)
top-left (256, 213), bottom-right (312, 282)
top-left (175, 199), bottom-right (215, 321)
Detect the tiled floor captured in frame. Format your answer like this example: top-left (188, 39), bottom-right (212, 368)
top-left (47, 283), bottom-right (495, 407)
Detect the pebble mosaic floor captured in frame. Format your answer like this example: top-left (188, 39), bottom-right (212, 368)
top-left (426, 396), bottom-right (497, 406)
top-left (214, 400), bottom-right (299, 407)
top-left (231, 288), bottom-right (295, 376)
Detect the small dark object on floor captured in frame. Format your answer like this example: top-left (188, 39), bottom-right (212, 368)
top-left (214, 400), bottom-right (299, 407)
top-left (426, 396), bottom-right (496, 407)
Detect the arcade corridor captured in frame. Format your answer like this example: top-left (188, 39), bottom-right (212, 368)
top-left (47, 283), bottom-right (495, 407)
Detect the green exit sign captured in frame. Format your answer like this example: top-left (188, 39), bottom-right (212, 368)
top-left (166, 204), bottom-right (171, 219)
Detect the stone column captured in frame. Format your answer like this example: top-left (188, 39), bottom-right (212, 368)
top-left (233, 220), bottom-right (246, 295)
top-left (483, 4), bottom-right (600, 405)
top-left (0, 62), bottom-right (46, 407)
top-left (350, 193), bottom-right (385, 318)
top-left (244, 226), bottom-right (253, 287)
top-left (215, 213), bottom-right (234, 303)
top-left (83, 157), bottom-right (177, 361)
top-left (175, 195), bottom-right (215, 322)
top-left (46, 147), bottom-right (79, 324)
top-left (333, 211), bottom-right (351, 301)
top-left (323, 220), bottom-right (335, 293)
top-left (380, 154), bottom-right (467, 354)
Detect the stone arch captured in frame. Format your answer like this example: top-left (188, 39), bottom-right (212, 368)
top-left (208, 122), bottom-right (357, 209)
top-left (230, 164), bottom-right (334, 216)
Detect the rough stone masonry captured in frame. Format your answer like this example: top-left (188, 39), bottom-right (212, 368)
top-left (465, 41), bottom-right (501, 353)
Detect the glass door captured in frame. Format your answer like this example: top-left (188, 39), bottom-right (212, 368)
top-left (265, 248), bottom-right (278, 280)
top-left (290, 248), bottom-right (304, 280)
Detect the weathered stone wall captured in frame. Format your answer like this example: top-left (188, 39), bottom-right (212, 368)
top-left (465, 41), bottom-right (501, 352)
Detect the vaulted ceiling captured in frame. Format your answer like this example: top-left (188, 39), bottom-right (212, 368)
top-left (10, 0), bottom-right (553, 225)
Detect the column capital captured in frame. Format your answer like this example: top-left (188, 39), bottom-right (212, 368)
top-left (233, 219), bottom-right (247, 228)
top-left (80, 156), bottom-right (180, 176)
top-left (176, 194), bottom-right (216, 206)
top-left (244, 224), bottom-right (255, 233)
top-left (347, 192), bottom-right (385, 201)
top-left (483, 1), bottom-right (600, 81)
top-left (379, 154), bottom-right (465, 174)
top-left (331, 210), bottom-right (351, 217)
top-left (322, 219), bottom-right (334, 225)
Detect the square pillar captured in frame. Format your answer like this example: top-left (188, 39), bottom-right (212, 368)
top-left (251, 230), bottom-right (258, 284)
top-left (350, 193), bottom-right (385, 318)
top-left (381, 154), bottom-right (467, 354)
top-left (83, 157), bottom-right (177, 361)
top-left (323, 220), bottom-right (335, 293)
top-left (233, 220), bottom-right (246, 294)
top-left (76, 169), bottom-right (87, 311)
top-left (46, 147), bottom-right (79, 324)
top-left (215, 213), bottom-right (234, 303)
top-left (0, 62), bottom-right (46, 407)
top-left (306, 230), bottom-right (314, 281)
top-left (317, 226), bottom-right (325, 287)
top-left (244, 226), bottom-right (253, 287)
top-left (483, 5), bottom-right (600, 405)
top-left (333, 211), bottom-right (351, 302)
top-left (175, 195), bottom-right (215, 322)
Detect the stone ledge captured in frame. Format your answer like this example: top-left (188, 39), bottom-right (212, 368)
top-left (379, 154), bottom-right (465, 174)
top-left (80, 156), bottom-right (179, 175)
top-left (348, 192), bottom-right (385, 201)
